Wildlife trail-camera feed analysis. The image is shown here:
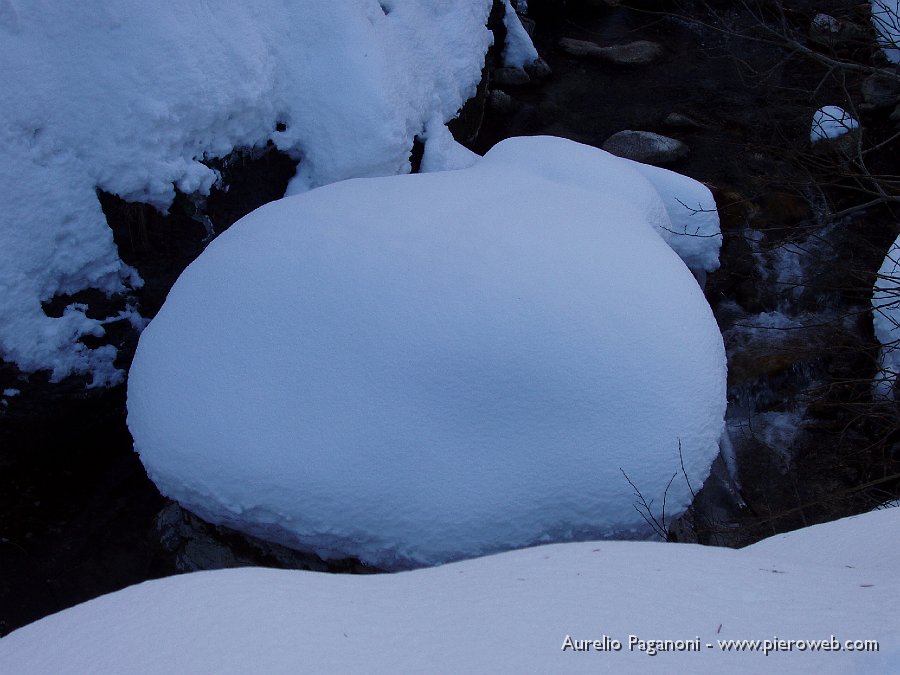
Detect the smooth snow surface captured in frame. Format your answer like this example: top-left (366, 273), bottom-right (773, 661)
top-left (872, 0), bottom-right (900, 63)
top-left (128, 136), bottom-right (727, 569)
top-left (810, 106), bottom-right (860, 143)
top-left (2, 509), bottom-right (897, 674)
top-left (0, 1), bottom-right (493, 383)
top-left (873, 233), bottom-right (900, 398)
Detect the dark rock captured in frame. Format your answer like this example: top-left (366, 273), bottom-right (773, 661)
top-left (156, 502), bottom-right (379, 574)
top-left (808, 13), bottom-right (867, 49)
top-left (662, 112), bottom-right (708, 130)
top-left (486, 89), bottom-right (519, 114)
top-left (861, 71), bottom-right (900, 108)
top-left (492, 66), bottom-right (532, 87)
top-left (557, 37), bottom-right (663, 65)
top-left (602, 130), bottom-right (689, 164)
top-left (449, 65), bottom-right (489, 144)
top-left (524, 57), bottom-right (552, 80)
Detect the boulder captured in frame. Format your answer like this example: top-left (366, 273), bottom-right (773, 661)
top-left (557, 37), bottom-right (663, 65)
top-left (602, 130), bottom-right (689, 164)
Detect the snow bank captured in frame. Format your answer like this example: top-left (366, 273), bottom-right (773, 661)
top-left (873, 233), bottom-right (900, 398)
top-left (2, 508), bottom-right (897, 674)
top-left (0, 0), bottom-right (493, 383)
top-left (872, 0), bottom-right (900, 63)
top-left (128, 136), bottom-right (727, 569)
top-left (810, 106), bottom-right (859, 143)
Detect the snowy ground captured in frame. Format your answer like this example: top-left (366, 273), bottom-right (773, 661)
top-left (1, 507), bottom-right (896, 674)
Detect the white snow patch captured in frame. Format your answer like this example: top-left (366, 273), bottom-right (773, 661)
top-left (810, 106), bottom-right (859, 143)
top-left (3, 388), bottom-right (20, 397)
top-left (873, 233), bottom-right (900, 398)
top-left (420, 115), bottom-right (480, 172)
top-left (872, 0), bottom-right (900, 63)
top-left (502, 0), bottom-right (539, 68)
top-left (2, 509), bottom-right (898, 674)
top-left (623, 159), bottom-right (722, 273)
top-left (127, 136), bottom-right (727, 569)
top-left (0, 1), bottom-right (493, 383)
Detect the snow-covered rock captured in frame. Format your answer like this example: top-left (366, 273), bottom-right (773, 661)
top-left (810, 106), bottom-right (859, 143)
top-left (0, 1), bottom-right (494, 384)
top-left (873, 233), bottom-right (900, 398)
top-left (502, 0), bottom-right (540, 69)
top-left (127, 136), bottom-right (726, 569)
top-left (2, 508), bottom-right (897, 674)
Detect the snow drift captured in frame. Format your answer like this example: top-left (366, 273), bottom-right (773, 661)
top-left (0, 0), bottom-right (498, 384)
top-left (1, 508), bottom-right (897, 674)
top-left (127, 136), bottom-right (727, 569)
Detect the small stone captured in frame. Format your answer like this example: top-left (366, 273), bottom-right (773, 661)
top-left (558, 37), bottom-right (662, 65)
top-left (524, 57), bottom-right (552, 80)
top-left (492, 66), bottom-right (531, 88)
top-left (602, 130), bottom-right (689, 164)
top-left (662, 112), bottom-right (707, 130)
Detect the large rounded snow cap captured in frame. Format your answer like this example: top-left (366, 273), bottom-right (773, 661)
top-left (127, 136), bottom-right (727, 569)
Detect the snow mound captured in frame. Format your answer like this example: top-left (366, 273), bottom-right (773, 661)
top-left (810, 106), bottom-right (860, 143)
top-left (873, 233), bottom-right (900, 398)
top-left (0, 1), bottom-right (493, 383)
top-left (127, 136), bottom-right (726, 569)
top-left (2, 509), bottom-right (898, 674)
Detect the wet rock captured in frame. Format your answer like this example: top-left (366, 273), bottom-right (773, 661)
top-left (557, 38), bottom-right (663, 66)
top-left (524, 57), bottom-right (552, 80)
top-left (662, 112), bottom-right (708, 130)
top-left (861, 71), bottom-right (900, 109)
top-left (601, 130), bottom-right (689, 164)
top-left (492, 66), bottom-right (531, 88)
